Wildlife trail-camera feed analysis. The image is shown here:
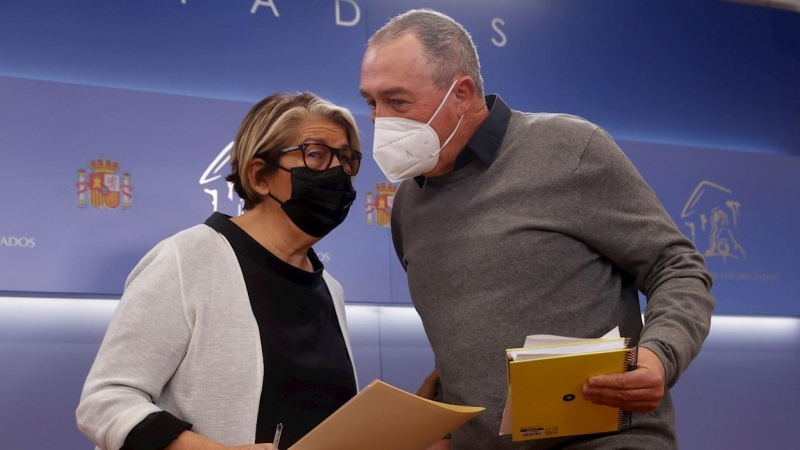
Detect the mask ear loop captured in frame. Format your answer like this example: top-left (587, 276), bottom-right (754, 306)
top-left (267, 192), bottom-right (285, 205)
top-left (425, 79), bottom-right (460, 127)
top-left (426, 79), bottom-right (463, 156)
top-left (436, 114), bottom-right (464, 153)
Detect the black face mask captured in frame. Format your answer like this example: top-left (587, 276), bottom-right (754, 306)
top-left (269, 165), bottom-right (357, 238)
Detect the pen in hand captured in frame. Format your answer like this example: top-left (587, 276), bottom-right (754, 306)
top-left (272, 423), bottom-right (283, 450)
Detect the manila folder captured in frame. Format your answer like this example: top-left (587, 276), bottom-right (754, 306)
top-left (288, 379), bottom-right (484, 450)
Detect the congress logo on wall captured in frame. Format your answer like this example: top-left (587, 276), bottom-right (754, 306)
top-left (365, 182), bottom-right (396, 227)
top-left (76, 156), bottom-right (133, 210)
top-left (681, 180), bottom-right (745, 263)
top-left (200, 141), bottom-right (244, 216)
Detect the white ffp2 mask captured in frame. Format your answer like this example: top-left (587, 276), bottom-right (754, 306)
top-left (372, 80), bottom-right (464, 182)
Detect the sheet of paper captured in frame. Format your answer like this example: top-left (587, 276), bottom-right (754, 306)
top-left (499, 326), bottom-right (622, 435)
top-left (289, 379), bottom-right (484, 450)
top-left (522, 326), bottom-right (620, 348)
top-left (509, 338), bottom-right (626, 361)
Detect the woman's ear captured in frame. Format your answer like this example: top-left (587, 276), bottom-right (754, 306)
top-left (247, 158), bottom-right (271, 197)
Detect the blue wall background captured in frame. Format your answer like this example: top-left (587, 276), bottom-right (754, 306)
top-left (1, 0), bottom-right (798, 152)
top-left (1, 0), bottom-right (799, 314)
top-left (1, 0), bottom-right (799, 449)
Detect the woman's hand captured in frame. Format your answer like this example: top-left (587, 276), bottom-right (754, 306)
top-left (229, 445), bottom-right (274, 450)
top-left (166, 431), bottom-right (276, 450)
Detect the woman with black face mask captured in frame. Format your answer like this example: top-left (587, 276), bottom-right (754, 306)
top-left (77, 93), bottom-right (362, 450)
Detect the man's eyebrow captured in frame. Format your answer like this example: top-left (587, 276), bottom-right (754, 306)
top-left (359, 86), bottom-right (413, 98)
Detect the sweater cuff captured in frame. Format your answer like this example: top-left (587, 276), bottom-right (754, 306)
top-left (121, 411), bottom-right (193, 450)
top-left (638, 341), bottom-right (677, 388)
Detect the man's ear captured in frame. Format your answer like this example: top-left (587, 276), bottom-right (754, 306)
top-left (247, 158), bottom-right (271, 197)
top-left (453, 75), bottom-right (477, 111)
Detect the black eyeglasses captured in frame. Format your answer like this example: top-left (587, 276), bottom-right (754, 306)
top-left (272, 142), bottom-right (362, 176)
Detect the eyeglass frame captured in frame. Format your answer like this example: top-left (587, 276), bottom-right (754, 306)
top-left (258, 142), bottom-right (362, 176)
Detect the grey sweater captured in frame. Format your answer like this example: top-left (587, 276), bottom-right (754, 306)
top-left (391, 111), bottom-right (714, 449)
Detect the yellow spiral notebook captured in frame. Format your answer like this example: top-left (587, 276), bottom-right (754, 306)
top-left (503, 338), bottom-right (638, 441)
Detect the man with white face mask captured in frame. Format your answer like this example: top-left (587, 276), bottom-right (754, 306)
top-left (371, 78), bottom-right (464, 182)
top-left (360, 8), bottom-right (714, 450)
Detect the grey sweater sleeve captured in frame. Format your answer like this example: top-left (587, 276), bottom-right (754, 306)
top-left (76, 240), bottom-right (192, 450)
top-left (571, 128), bottom-right (715, 387)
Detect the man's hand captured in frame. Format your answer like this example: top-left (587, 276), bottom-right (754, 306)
top-left (425, 439), bottom-right (451, 450)
top-left (581, 347), bottom-right (666, 413)
top-left (416, 368), bottom-right (440, 400)
top-left (417, 369), bottom-right (451, 450)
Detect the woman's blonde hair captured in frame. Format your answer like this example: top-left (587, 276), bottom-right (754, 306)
top-left (226, 92), bottom-right (360, 209)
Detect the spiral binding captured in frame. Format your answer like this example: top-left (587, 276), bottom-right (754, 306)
top-left (617, 345), bottom-right (640, 430)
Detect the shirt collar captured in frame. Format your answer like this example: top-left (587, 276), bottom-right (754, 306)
top-left (414, 94), bottom-right (511, 188)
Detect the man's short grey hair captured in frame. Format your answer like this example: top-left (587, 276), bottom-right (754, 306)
top-left (369, 9), bottom-right (484, 97)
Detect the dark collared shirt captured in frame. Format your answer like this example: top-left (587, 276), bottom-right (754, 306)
top-left (415, 94), bottom-right (512, 187)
